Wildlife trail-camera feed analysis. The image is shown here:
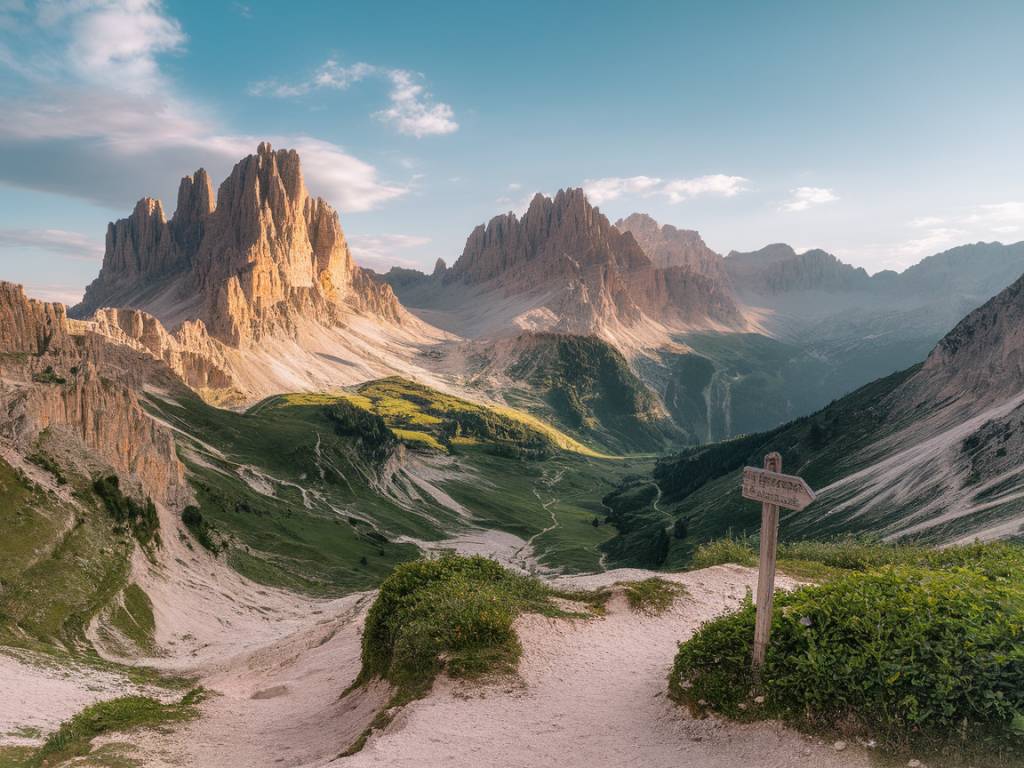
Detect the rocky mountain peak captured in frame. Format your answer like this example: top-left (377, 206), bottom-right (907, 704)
top-left (172, 168), bottom-right (214, 252)
top-left (74, 143), bottom-right (402, 347)
top-left (615, 212), bottom-right (726, 279)
top-left (448, 187), bottom-right (649, 288)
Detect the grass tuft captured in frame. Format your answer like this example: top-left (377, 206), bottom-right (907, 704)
top-left (622, 578), bottom-right (685, 616)
top-left (27, 688), bottom-right (203, 767)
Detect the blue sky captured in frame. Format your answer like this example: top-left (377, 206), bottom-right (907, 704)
top-left (1, 0), bottom-right (1023, 303)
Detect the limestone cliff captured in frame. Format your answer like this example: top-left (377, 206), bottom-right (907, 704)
top-left (0, 283), bottom-right (190, 508)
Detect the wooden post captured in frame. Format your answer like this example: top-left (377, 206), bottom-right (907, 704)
top-left (752, 451), bottom-right (781, 675)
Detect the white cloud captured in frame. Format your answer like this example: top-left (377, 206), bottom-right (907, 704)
top-left (0, 227), bottom-right (103, 259)
top-left (894, 227), bottom-right (966, 258)
top-left (780, 186), bottom-right (839, 212)
top-left (583, 176), bottom-right (662, 205)
top-left (662, 174), bottom-right (748, 203)
top-left (250, 58), bottom-right (375, 97)
top-left (582, 174), bottom-right (747, 206)
top-left (373, 69), bottom-right (458, 137)
top-left (251, 59), bottom-right (458, 138)
top-left (963, 201), bottom-right (1024, 228)
top-left (0, 4), bottom-right (408, 213)
top-left (906, 202), bottom-right (1024, 243)
top-left (507, 182), bottom-right (522, 191)
top-left (348, 233), bottom-right (431, 272)
top-left (64, 0), bottom-right (185, 95)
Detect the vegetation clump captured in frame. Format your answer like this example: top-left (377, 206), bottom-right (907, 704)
top-left (622, 578), bottom-right (685, 616)
top-left (29, 689), bottom-right (203, 766)
top-left (181, 505), bottom-right (221, 554)
top-left (344, 555), bottom-right (604, 754)
top-left (26, 451), bottom-right (66, 485)
top-left (31, 365), bottom-right (66, 385)
top-left (357, 555), bottom-right (584, 696)
top-left (92, 475), bottom-right (161, 549)
top-left (670, 542), bottom-right (1024, 759)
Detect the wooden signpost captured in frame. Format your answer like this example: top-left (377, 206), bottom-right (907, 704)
top-left (741, 452), bottom-right (816, 673)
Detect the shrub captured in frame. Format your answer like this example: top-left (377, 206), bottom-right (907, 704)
top-left (670, 549), bottom-right (1024, 752)
top-left (358, 555), bottom-right (594, 699)
top-left (31, 365), bottom-right (66, 385)
top-left (92, 475), bottom-right (161, 549)
top-left (181, 505), bottom-right (220, 554)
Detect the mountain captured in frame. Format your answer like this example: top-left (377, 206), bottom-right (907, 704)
top-left (614, 212), bottom-right (727, 280)
top-left (614, 268), bottom-right (1024, 566)
top-left (70, 144), bottom-right (448, 403)
top-left (726, 245), bottom-right (872, 293)
top-left (384, 189), bottom-right (748, 343)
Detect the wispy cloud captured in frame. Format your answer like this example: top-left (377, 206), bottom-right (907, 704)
top-left (0, 2), bottom-right (408, 212)
top-left (0, 228), bottom-right (103, 259)
top-left (251, 59), bottom-right (458, 138)
top-left (780, 186), bottom-right (838, 212)
top-left (963, 201), bottom-right (1024, 231)
top-left (374, 69), bottom-right (457, 137)
top-left (663, 175), bottom-right (748, 203)
top-left (348, 233), bottom-right (431, 272)
top-left (582, 174), bottom-right (747, 206)
top-left (894, 227), bottom-right (966, 258)
top-left (583, 176), bottom-right (663, 205)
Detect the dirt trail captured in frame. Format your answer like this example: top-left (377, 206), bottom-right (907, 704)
top-left (337, 565), bottom-right (871, 768)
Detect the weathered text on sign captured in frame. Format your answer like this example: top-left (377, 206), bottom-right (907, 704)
top-left (741, 467), bottom-right (816, 511)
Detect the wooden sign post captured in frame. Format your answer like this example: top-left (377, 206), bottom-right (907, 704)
top-left (741, 453), bottom-right (816, 674)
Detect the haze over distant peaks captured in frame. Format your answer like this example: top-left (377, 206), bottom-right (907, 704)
top-left (385, 188), bottom-right (747, 341)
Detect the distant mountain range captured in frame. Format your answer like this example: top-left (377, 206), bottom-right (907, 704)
top-left (2, 143), bottom-right (1023, 532)
top-left (380, 187), bottom-right (1024, 444)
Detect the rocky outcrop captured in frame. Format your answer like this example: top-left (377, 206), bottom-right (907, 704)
top-left (75, 143), bottom-right (403, 347)
top-left (91, 307), bottom-right (236, 393)
top-left (171, 168), bottom-right (215, 253)
top-left (615, 213), bottom-right (727, 280)
top-left (0, 281), bottom-right (70, 355)
top-left (0, 282), bottom-right (189, 507)
top-left (908, 270), bottom-right (1024, 406)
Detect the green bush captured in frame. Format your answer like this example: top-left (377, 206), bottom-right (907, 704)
top-left (181, 505), bottom-right (220, 554)
top-left (92, 475), bottom-right (161, 549)
top-left (670, 549), bottom-right (1024, 751)
top-left (358, 555), bottom-right (587, 698)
